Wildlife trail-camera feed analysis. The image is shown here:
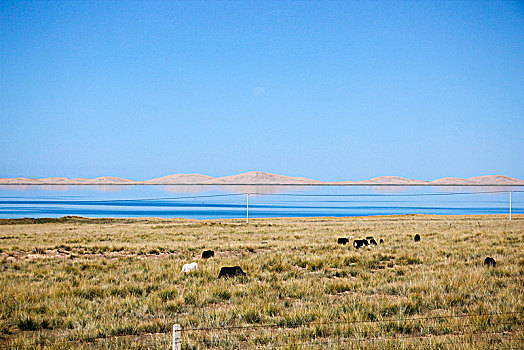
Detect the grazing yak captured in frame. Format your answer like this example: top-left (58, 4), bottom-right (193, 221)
top-left (484, 257), bottom-right (496, 267)
top-left (181, 262), bottom-right (198, 273)
top-left (218, 266), bottom-right (246, 278)
top-left (353, 239), bottom-right (369, 249)
top-left (369, 238), bottom-right (377, 245)
top-left (202, 250), bottom-right (215, 259)
top-left (337, 238), bottom-right (349, 245)
top-left (379, 239), bottom-right (384, 244)
top-left (414, 234), bottom-right (421, 242)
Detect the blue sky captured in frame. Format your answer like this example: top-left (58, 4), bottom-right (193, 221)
top-left (1, 1), bottom-right (523, 181)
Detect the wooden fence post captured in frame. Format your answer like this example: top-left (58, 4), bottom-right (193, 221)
top-left (173, 324), bottom-right (181, 350)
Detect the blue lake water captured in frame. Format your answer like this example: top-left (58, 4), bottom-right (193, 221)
top-left (0, 185), bottom-right (522, 219)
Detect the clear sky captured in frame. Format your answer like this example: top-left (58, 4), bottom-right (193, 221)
top-left (1, 0), bottom-right (523, 181)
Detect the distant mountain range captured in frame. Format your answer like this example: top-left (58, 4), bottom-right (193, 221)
top-left (1, 171), bottom-right (523, 185)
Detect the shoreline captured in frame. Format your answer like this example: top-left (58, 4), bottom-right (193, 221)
top-left (2, 183), bottom-right (524, 186)
top-left (1, 213), bottom-right (522, 224)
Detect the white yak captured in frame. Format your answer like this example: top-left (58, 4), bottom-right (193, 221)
top-left (181, 262), bottom-right (198, 273)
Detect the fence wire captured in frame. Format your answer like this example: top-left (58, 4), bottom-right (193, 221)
top-left (2, 311), bottom-right (520, 349)
top-left (179, 316), bottom-right (523, 349)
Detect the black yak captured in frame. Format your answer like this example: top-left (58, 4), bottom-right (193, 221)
top-left (202, 250), bottom-right (214, 259)
top-left (218, 266), bottom-right (246, 278)
top-left (484, 257), bottom-right (496, 267)
top-left (353, 239), bottom-right (368, 249)
top-left (337, 238), bottom-right (349, 245)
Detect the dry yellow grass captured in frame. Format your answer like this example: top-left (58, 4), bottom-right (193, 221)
top-left (0, 215), bottom-right (523, 349)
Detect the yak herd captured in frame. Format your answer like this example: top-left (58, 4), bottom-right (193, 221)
top-left (181, 231), bottom-right (497, 278)
top-left (181, 250), bottom-right (246, 278)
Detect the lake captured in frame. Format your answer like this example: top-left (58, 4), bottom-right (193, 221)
top-left (0, 185), bottom-right (522, 219)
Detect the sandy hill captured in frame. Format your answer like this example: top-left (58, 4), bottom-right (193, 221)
top-left (39, 177), bottom-right (92, 184)
top-left (85, 177), bottom-right (138, 184)
top-left (428, 175), bottom-right (524, 185)
top-left (466, 175), bottom-right (524, 185)
top-left (0, 178), bottom-right (44, 184)
top-left (145, 174), bottom-right (216, 184)
top-left (40, 177), bottom-right (72, 183)
top-left (358, 176), bottom-right (428, 185)
top-left (210, 171), bottom-right (323, 185)
top-left (0, 177), bottom-right (139, 185)
top-left (0, 173), bottom-right (523, 185)
top-left (428, 177), bottom-right (472, 185)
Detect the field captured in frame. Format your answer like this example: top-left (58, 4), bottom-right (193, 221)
top-left (0, 215), bottom-right (523, 349)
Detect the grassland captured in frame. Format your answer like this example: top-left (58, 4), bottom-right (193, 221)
top-left (0, 215), bottom-right (523, 349)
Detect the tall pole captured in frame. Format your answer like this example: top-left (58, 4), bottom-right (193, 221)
top-left (246, 193), bottom-right (249, 224)
top-left (509, 191), bottom-right (512, 221)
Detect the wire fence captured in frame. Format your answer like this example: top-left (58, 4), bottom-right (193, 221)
top-left (178, 311), bottom-right (523, 349)
top-left (1, 311), bottom-right (522, 349)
